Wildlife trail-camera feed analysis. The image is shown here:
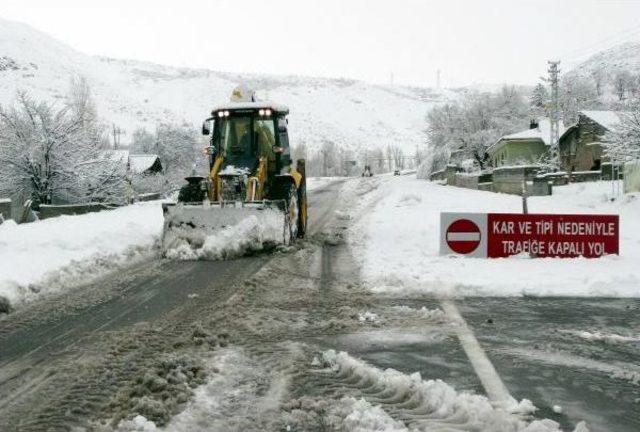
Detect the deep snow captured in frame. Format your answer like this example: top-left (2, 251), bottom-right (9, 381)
top-left (0, 202), bottom-right (163, 304)
top-left (351, 177), bottom-right (640, 297)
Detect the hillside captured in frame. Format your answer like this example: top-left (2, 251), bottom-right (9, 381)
top-left (564, 41), bottom-right (640, 96)
top-left (0, 17), bottom-right (448, 155)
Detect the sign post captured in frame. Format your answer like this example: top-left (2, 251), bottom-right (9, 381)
top-left (440, 212), bottom-right (619, 258)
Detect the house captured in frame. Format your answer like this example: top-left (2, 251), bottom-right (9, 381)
top-left (99, 150), bottom-right (163, 175)
top-left (487, 118), bottom-right (565, 168)
top-left (558, 111), bottom-right (623, 173)
top-left (129, 154), bottom-right (163, 175)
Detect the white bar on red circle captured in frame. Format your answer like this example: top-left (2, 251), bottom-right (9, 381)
top-left (447, 232), bottom-right (481, 242)
top-left (440, 213), bottom-right (489, 258)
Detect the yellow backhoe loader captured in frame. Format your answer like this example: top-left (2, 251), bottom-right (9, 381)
top-left (161, 87), bottom-right (307, 255)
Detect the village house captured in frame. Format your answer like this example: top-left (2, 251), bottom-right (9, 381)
top-left (100, 150), bottom-right (163, 175)
top-left (487, 118), bottom-right (564, 168)
top-left (558, 110), bottom-right (623, 174)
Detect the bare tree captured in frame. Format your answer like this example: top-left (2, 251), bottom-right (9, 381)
top-left (613, 71), bottom-right (634, 101)
top-left (390, 146), bottom-right (404, 170)
top-left (131, 127), bottom-right (155, 153)
top-left (0, 80), bottom-right (125, 206)
top-left (590, 68), bottom-right (606, 97)
top-left (603, 100), bottom-right (640, 161)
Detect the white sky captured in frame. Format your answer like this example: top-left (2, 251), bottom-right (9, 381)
top-left (1, 0), bottom-right (640, 87)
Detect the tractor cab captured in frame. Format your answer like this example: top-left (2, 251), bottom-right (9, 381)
top-left (203, 95), bottom-right (291, 177)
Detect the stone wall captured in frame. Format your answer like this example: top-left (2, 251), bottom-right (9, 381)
top-left (492, 166), bottom-right (541, 195)
top-left (625, 161), bottom-right (640, 193)
top-left (39, 203), bottom-right (113, 220)
top-left (136, 192), bottom-right (162, 202)
top-left (559, 115), bottom-right (605, 172)
top-left (453, 173), bottom-right (479, 189)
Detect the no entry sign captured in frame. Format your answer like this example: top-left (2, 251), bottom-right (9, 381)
top-left (440, 212), bottom-right (619, 258)
top-left (446, 219), bottom-right (482, 254)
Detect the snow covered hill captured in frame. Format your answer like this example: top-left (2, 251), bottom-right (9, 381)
top-left (0, 17), bottom-right (448, 155)
top-left (564, 42), bottom-right (640, 86)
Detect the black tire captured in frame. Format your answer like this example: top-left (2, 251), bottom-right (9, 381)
top-left (297, 185), bottom-right (306, 238)
top-left (178, 182), bottom-right (205, 203)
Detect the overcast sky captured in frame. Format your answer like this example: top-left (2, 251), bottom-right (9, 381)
top-left (1, 0), bottom-right (640, 87)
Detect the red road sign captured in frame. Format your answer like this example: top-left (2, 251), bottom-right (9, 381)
top-left (487, 213), bottom-right (618, 258)
top-left (446, 218), bottom-right (481, 254)
top-left (441, 213), bottom-right (619, 258)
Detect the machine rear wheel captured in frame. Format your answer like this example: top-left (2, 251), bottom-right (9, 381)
top-left (296, 185), bottom-right (306, 238)
top-left (178, 181), bottom-right (205, 203)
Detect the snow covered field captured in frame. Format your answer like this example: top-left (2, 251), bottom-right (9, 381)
top-left (352, 177), bottom-right (640, 297)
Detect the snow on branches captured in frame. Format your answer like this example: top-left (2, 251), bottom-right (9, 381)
top-left (0, 78), bottom-right (125, 206)
top-left (426, 86), bottom-right (529, 173)
top-left (603, 101), bottom-right (640, 162)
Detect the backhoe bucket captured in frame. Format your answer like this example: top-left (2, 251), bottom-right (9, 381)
top-left (161, 201), bottom-right (290, 259)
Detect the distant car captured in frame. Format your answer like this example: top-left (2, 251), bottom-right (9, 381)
top-left (362, 165), bottom-right (373, 177)
top-left (394, 170), bottom-right (400, 176)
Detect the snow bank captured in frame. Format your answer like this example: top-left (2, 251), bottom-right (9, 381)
top-left (352, 177), bottom-right (640, 297)
top-left (0, 202), bottom-right (163, 304)
top-left (321, 350), bottom-right (586, 432)
top-left (306, 176), bottom-right (343, 191)
top-left (336, 397), bottom-right (408, 432)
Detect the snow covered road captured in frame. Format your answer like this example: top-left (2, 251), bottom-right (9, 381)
top-left (0, 175), bottom-right (637, 431)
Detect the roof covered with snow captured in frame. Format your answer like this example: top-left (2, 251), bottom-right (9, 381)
top-left (488, 118), bottom-right (565, 154)
top-left (500, 118), bottom-right (565, 146)
top-left (129, 154), bottom-right (161, 174)
top-left (580, 110), bottom-right (624, 131)
top-left (98, 150), bottom-right (160, 173)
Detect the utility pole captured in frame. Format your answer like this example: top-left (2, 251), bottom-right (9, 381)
top-left (547, 60), bottom-right (561, 167)
top-left (112, 124), bottom-right (121, 149)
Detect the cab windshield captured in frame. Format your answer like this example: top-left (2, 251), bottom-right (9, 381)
top-left (217, 115), bottom-right (276, 168)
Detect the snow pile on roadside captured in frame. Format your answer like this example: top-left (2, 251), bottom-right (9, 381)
top-left (351, 177), bottom-right (640, 297)
top-left (391, 305), bottom-right (447, 321)
top-left (321, 350), bottom-right (587, 432)
top-left (164, 212), bottom-right (285, 260)
top-left (358, 311), bottom-right (378, 323)
top-left (307, 176), bottom-right (343, 191)
top-left (563, 330), bottom-right (640, 345)
top-left (337, 397), bottom-right (408, 432)
top-left (0, 202), bottom-right (163, 305)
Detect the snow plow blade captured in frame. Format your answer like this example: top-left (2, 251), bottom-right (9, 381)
top-left (161, 201), bottom-right (290, 258)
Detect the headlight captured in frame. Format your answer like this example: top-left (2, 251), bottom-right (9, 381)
top-left (217, 111), bottom-right (224, 118)
top-left (265, 109), bottom-right (272, 116)
top-left (259, 109), bottom-right (265, 116)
